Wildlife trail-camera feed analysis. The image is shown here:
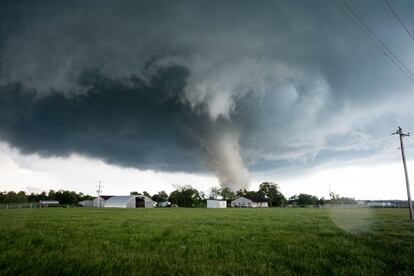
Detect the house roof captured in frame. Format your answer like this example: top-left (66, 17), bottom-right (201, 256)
top-left (241, 195), bottom-right (267, 203)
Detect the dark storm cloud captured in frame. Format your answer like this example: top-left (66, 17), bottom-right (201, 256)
top-left (0, 64), bottom-right (208, 171)
top-left (0, 0), bottom-right (413, 188)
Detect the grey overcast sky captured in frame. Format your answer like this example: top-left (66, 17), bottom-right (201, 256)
top-left (0, 0), bottom-right (413, 198)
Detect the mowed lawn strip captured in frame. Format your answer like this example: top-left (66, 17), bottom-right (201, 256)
top-left (0, 208), bottom-right (413, 275)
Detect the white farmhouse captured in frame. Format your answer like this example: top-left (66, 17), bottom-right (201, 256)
top-left (231, 196), bottom-right (268, 208)
top-left (207, 200), bottom-right (227, 208)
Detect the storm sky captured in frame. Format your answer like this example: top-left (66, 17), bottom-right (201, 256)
top-left (0, 0), bottom-right (413, 198)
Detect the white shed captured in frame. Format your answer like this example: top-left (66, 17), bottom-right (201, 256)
top-left (207, 200), bottom-right (227, 208)
top-left (39, 200), bottom-right (59, 207)
top-left (104, 195), bottom-right (155, 208)
top-left (231, 196), bottom-right (268, 208)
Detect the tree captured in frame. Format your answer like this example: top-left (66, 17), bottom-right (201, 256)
top-left (152, 191), bottom-right (169, 203)
top-left (258, 182), bottom-right (286, 207)
top-left (199, 191), bottom-right (206, 201)
top-left (244, 190), bottom-right (264, 201)
top-left (1, 191), bottom-right (28, 203)
top-left (236, 189), bottom-right (247, 197)
top-left (130, 191), bottom-right (142, 195)
top-left (17, 191), bottom-right (28, 203)
top-left (48, 190), bottom-right (56, 200)
top-left (208, 187), bottom-right (236, 203)
top-left (27, 191), bottom-right (48, 202)
top-left (209, 186), bottom-right (222, 199)
top-left (54, 190), bottom-right (78, 205)
top-left (169, 185), bottom-right (201, 207)
top-left (142, 191), bottom-right (152, 199)
top-left (220, 187), bottom-right (235, 202)
top-left (318, 197), bottom-right (326, 206)
top-left (78, 192), bottom-right (93, 202)
top-left (0, 190), bottom-right (95, 205)
top-left (297, 194), bottom-right (318, 206)
top-left (288, 195), bottom-right (299, 205)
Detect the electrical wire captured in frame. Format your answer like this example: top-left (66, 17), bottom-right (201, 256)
top-left (330, 0), bottom-right (414, 82)
top-left (384, 0), bottom-right (414, 41)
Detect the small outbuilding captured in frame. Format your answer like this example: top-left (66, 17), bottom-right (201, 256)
top-left (231, 196), bottom-right (268, 208)
top-left (104, 195), bottom-right (155, 208)
top-left (39, 200), bottom-right (59, 207)
top-left (207, 200), bottom-right (227, 208)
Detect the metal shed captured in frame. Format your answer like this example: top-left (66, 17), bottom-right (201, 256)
top-left (104, 195), bottom-right (155, 208)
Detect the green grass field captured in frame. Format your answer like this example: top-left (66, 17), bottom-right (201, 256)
top-left (0, 208), bottom-right (413, 275)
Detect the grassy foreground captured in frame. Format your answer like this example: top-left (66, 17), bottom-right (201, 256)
top-left (0, 208), bottom-right (413, 275)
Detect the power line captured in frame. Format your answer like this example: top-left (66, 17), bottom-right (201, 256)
top-left (330, 0), bottom-right (414, 82)
top-left (384, 0), bottom-right (414, 41)
top-left (336, 0), bottom-right (414, 80)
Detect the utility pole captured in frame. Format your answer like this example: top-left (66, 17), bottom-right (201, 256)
top-left (329, 183), bottom-right (332, 208)
top-left (392, 126), bottom-right (413, 221)
top-left (96, 181), bottom-right (103, 208)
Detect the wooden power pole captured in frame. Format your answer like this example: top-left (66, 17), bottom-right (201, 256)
top-left (392, 126), bottom-right (413, 221)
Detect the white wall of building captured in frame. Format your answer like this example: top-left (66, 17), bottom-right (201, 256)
top-left (231, 197), bottom-right (253, 207)
top-left (252, 202), bottom-right (268, 208)
top-left (93, 197), bottom-right (105, 207)
top-left (207, 200), bottom-right (227, 208)
top-left (143, 196), bottom-right (156, 208)
top-left (231, 197), bottom-right (268, 208)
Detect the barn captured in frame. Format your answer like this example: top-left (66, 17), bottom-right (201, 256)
top-left (231, 196), bottom-right (268, 208)
top-left (207, 200), bottom-right (227, 208)
top-left (104, 195), bottom-right (155, 208)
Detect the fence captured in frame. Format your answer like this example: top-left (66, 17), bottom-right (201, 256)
top-left (0, 203), bottom-right (42, 209)
top-left (285, 203), bottom-right (412, 208)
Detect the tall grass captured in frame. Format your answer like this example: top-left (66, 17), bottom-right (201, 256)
top-left (0, 208), bottom-right (413, 275)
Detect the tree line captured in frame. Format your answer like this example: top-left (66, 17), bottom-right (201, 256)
top-left (1, 182), bottom-right (357, 207)
top-left (0, 190), bottom-right (93, 205)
